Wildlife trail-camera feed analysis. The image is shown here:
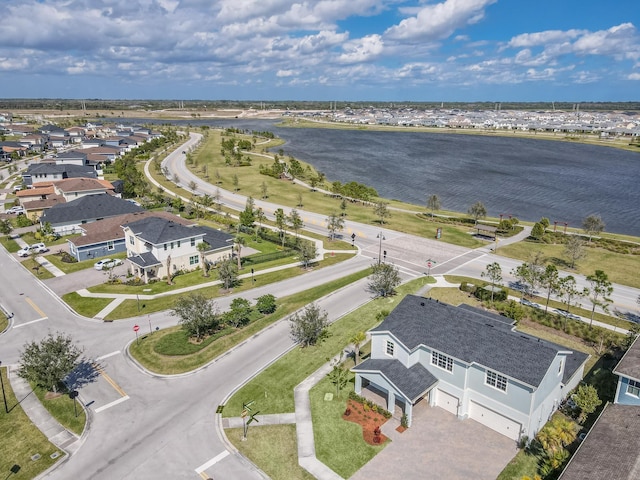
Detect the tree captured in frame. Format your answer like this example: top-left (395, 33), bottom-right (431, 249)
top-left (367, 262), bottom-right (401, 297)
top-left (256, 294), bottom-right (276, 314)
top-left (564, 235), bottom-right (586, 268)
top-left (426, 194), bottom-right (441, 219)
top-left (526, 251), bottom-right (546, 295)
top-left (531, 222), bottom-right (546, 241)
top-left (234, 236), bottom-right (246, 269)
top-left (573, 384), bottom-right (602, 423)
top-left (511, 263), bottom-right (530, 300)
top-left (197, 241), bottom-right (210, 277)
top-left (288, 208), bottom-right (303, 238)
top-left (582, 214), bottom-right (605, 242)
top-left (350, 331), bottom-right (366, 365)
top-left (540, 264), bottom-right (560, 312)
top-left (232, 173), bottom-right (239, 192)
top-left (0, 219), bottom-right (13, 236)
top-left (18, 333), bottom-right (84, 393)
top-left (299, 240), bottom-right (317, 269)
top-left (290, 303), bottom-right (330, 347)
top-left (586, 270), bottom-right (613, 328)
top-left (260, 181), bottom-right (268, 199)
top-left (468, 201), bottom-right (487, 225)
top-left (326, 212), bottom-right (344, 241)
top-left (339, 198), bottom-right (347, 217)
top-left (255, 207), bottom-right (266, 241)
top-left (327, 357), bottom-right (349, 398)
top-left (217, 257), bottom-right (238, 290)
top-left (296, 192), bottom-right (303, 208)
top-left (166, 254), bottom-right (172, 285)
top-left (213, 188), bottom-right (222, 213)
top-left (172, 293), bottom-right (220, 341)
top-left (274, 208), bottom-right (287, 247)
top-left (481, 262), bottom-right (503, 303)
top-left (188, 180), bottom-right (197, 193)
top-left (557, 276), bottom-right (583, 330)
top-left (239, 197), bottom-right (255, 228)
top-left (374, 201), bottom-right (390, 224)
top-left (224, 297), bottom-right (252, 328)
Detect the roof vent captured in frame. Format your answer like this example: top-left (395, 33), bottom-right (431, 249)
top-left (420, 302), bottom-right (425, 306)
top-left (485, 323), bottom-right (494, 328)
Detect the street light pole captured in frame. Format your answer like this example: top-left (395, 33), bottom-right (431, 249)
top-left (377, 232), bottom-right (385, 265)
top-left (0, 360), bottom-right (9, 413)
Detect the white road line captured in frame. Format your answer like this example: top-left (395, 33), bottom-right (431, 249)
top-left (96, 351), bottom-right (121, 361)
top-left (195, 450), bottom-right (230, 473)
top-left (12, 317), bottom-right (47, 328)
top-left (94, 395), bottom-right (130, 413)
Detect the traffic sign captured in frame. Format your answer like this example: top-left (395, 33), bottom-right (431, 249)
top-left (133, 324), bottom-right (140, 332)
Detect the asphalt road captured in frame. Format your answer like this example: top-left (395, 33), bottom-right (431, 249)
top-left (0, 132), bottom-right (638, 480)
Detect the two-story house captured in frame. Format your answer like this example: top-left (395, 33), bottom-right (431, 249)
top-left (352, 295), bottom-right (588, 441)
top-left (122, 216), bottom-right (234, 283)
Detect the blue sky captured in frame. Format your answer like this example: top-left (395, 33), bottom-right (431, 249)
top-left (1, 0), bottom-right (639, 101)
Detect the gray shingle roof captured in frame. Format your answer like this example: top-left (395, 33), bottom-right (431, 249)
top-left (559, 403), bottom-right (640, 480)
top-left (24, 163), bottom-right (96, 178)
top-left (128, 252), bottom-right (161, 268)
top-left (614, 336), bottom-right (640, 381)
top-left (124, 217), bottom-right (234, 249)
top-left (371, 295), bottom-right (561, 387)
top-left (41, 194), bottom-right (143, 225)
top-left (353, 358), bottom-right (438, 402)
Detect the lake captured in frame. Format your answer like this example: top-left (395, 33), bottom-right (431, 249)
top-left (118, 118), bottom-right (640, 235)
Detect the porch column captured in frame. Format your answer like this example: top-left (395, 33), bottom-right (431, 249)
top-left (386, 390), bottom-right (395, 413)
top-left (404, 401), bottom-right (414, 427)
top-left (354, 375), bottom-right (362, 395)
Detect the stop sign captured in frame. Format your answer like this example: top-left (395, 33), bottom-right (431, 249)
top-left (427, 262), bottom-right (432, 268)
top-left (133, 324), bottom-right (140, 332)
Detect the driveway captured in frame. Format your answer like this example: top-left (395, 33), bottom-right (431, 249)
top-left (43, 263), bottom-right (128, 296)
top-left (351, 402), bottom-right (517, 480)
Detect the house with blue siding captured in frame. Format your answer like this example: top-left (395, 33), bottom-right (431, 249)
top-left (352, 295), bottom-right (588, 441)
top-left (613, 335), bottom-right (640, 406)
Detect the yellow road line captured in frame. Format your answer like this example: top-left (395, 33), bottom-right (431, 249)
top-left (93, 363), bottom-right (127, 397)
top-left (25, 297), bottom-right (47, 318)
top-left (198, 471), bottom-right (209, 480)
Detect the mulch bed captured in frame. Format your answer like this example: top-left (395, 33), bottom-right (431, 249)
top-left (342, 399), bottom-right (389, 445)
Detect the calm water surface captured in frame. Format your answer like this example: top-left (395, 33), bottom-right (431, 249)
top-left (122, 118), bottom-right (640, 235)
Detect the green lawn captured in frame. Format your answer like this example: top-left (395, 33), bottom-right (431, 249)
top-left (223, 277), bottom-right (429, 417)
top-left (310, 375), bottom-right (387, 478)
top-left (0, 311), bottom-right (8, 333)
top-left (0, 367), bottom-right (61, 480)
top-left (227, 426), bottom-right (314, 480)
top-left (20, 258), bottom-right (55, 280)
top-left (104, 254), bottom-right (354, 320)
top-left (0, 236), bottom-right (21, 253)
top-left (498, 240), bottom-right (640, 289)
top-left (31, 384), bottom-right (86, 436)
top-left (61, 292), bottom-right (114, 318)
top-left (128, 268), bottom-right (372, 374)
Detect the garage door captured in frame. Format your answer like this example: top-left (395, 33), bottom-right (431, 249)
top-left (435, 389), bottom-right (458, 415)
top-left (469, 401), bottom-right (521, 440)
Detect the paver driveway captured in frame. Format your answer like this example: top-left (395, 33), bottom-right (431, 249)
top-left (351, 402), bottom-right (517, 480)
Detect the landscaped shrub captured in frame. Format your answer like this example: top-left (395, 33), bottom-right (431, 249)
top-left (347, 391), bottom-right (392, 419)
top-left (474, 286), bottom-right (507, 302)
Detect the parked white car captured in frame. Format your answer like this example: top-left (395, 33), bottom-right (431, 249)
top-left (6, 206), bottom-right (25, 215)
top-left (94, 258), bottom-right (123, 270)
top-left (31, 243), bottom-right (48, 254)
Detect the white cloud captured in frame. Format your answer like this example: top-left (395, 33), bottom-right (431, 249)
top-left (337, 34), bottom-right (384, 64)
top-left (628, 72), bottom-right (640, 80)
top-left (507, 29), bottom-right (585, 48)
top-left (385, 0), bottom-right (497, 42)
top-left (276, 69), bottom-right (297, 77)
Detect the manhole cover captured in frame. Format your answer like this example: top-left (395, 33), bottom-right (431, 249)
top-left (50, 452), bottom-right (61, 459)
top-left (31, 454), bottom-right (41, 461)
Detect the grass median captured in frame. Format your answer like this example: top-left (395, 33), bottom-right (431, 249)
top-left (128, 268), bottom-right (371, 374)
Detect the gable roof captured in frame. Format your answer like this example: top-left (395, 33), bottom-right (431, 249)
top-left (71, 211), bottom-right (193, 247)
top-left (41, 194), bottom-right (143, 225)
top-left (370, 295), bottom-right (563, 388)
top-left (123, 217), bottom-right (234, 249)
top-left (613, 335), bottom-right (640, 382)
top-left (24, 162), bottom-right (97, 178)
top-left (17, 186), bottom-right (55, 197)
top-left (52, 177), bottom-right (113, 193)
top-left (353, 358), bottom-right (438, 402)
top-left (559, 403), bottom-right (640, 480)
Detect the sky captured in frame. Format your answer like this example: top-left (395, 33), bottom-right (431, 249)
top-left (1, 0), bottom-right (639, 102)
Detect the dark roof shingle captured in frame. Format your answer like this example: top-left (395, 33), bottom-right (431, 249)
top-left (353, 358), bottom-right (438, 402)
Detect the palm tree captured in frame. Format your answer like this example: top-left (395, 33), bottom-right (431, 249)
top-left (197, 241), bottom-right (210, 277)
top-left (255, 208), bottom-right (266, 241)
top-left (350, 332), bottom-right (366, 365)
top-left (234, 236), bottom-right (246, 270)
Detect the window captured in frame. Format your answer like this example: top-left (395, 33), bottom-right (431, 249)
top-left (164, 244), bottom-right (167, 251)
top-left (189, 255), bottom-right (199, 266)
top-left (558, 359), bottom-right (563, 375)
top-left (170, 242), bottom-right (174, 249)
top-left (627, 380), bottom-right (640, 397)
top-left (385, 340), bottom-right (394, 357)
top-left (432, 352), bottom-right (453, 372)
top-left (190, 237), bottom-right (195, 247)
top-left (177, 240), bottom-right (181, 248)
top-left (129, 235), bottom-right (135, 246)
top-left (107, 241), bottom-right (114, 251)
top-left (486, 370), bottom-right (508, 392)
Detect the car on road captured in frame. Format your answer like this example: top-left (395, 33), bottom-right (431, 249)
top-left (6, 206), bottom-right (25, 215)
top-left (94, 258), bottom-right (123, 270)
top-left (520, 298), bottom-right (535, 307)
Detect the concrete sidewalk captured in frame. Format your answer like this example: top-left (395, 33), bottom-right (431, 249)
top-left (7, 364), bottom-right (83, 456)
